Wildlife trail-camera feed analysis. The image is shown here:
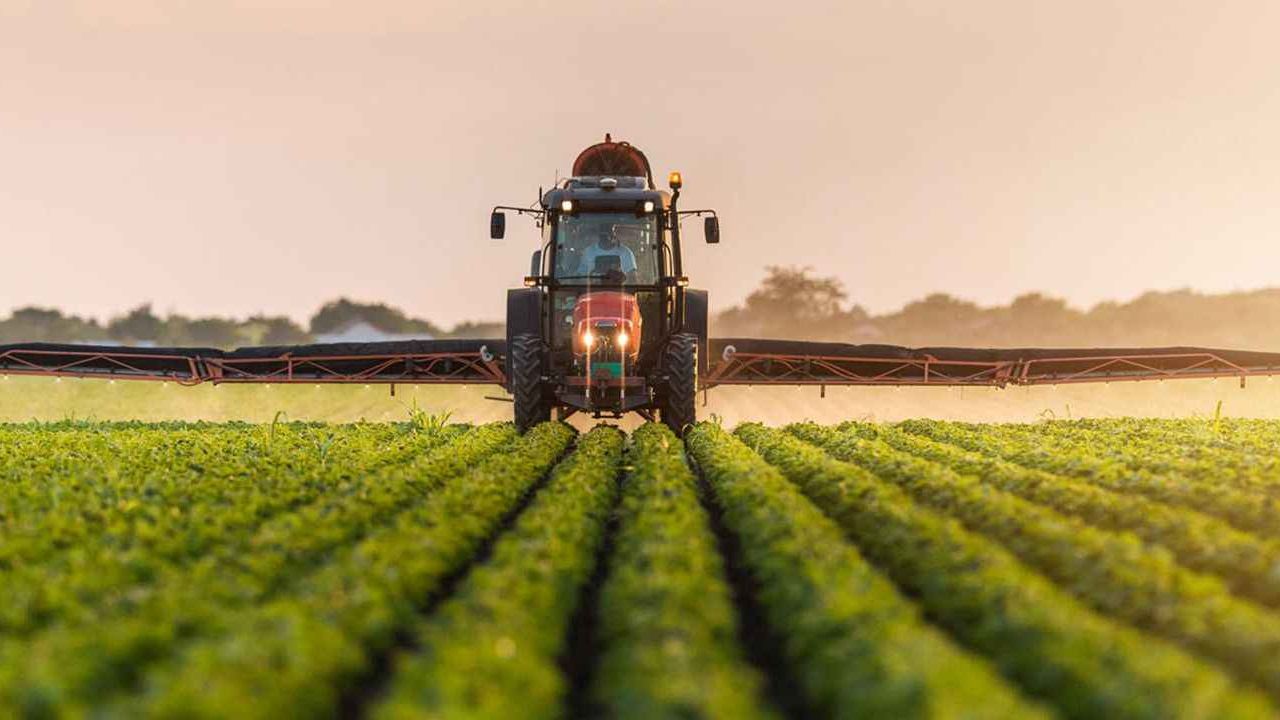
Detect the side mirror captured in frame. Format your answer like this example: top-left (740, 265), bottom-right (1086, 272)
top-left (490, 211), bottom-right (506, 239)
top-left (704, 216), bottom-right (720, 244)
top-left (529, 250), bottom-right (542, 277)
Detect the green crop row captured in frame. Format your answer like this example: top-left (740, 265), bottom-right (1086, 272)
top-left (0, 423), bottom-right (413, 549)
top-left (0, 424), bottom-right (375, 568)
top-left (1127, 418), bottom-right (1280, 452)
top-left (371, 425), bottom-right (624, 720)
top-left (792, 422), bottom-right (1280, 697)
top-left (0, 422), bottom-right (530, 717)
top-left (687, 423), bottom-right (1048, 719)
top-left (591, 423), bottom-right (775, 720)
top-left (121, 421), bottom-right (574, 720)
top-left (0, 422), bottom-right (500, 713)
top-left (1002, 421), bottom-right (1280, 498)
top-left (998, 419), bottom-right (1280, 500)
top-left (901, 419), bottom-right (1280, 537)
top-left (735, 423), bottom-right (1273, 719)
top-left (1046, 415), bottom-right (1280, 455)
top-left (1067, 417), bottom-right (1280, 446)
top-left (841, 421), bottom-right (1280, 609)
top-left (901, 418), bottom-right (1280, 463)
top-left (0, 423), bottom-right (419, 588)
top-left (0, 424), bottom-right (456, 638)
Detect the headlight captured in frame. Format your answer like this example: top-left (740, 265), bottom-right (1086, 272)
top-left (642, 200), bottom-right (655, 213)
top-left (560, 199), bottom-right (574, 212)
top-left (616, 332), bottom-right (629, 348)
top-left (582, 329), bottom-right (595, 347)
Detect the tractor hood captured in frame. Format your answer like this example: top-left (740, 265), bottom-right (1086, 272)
top-left (571, 291), bottom-right (641, 356)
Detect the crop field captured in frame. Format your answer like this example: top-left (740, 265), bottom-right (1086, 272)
top-left (3, 418), bottom-right (1280, 718)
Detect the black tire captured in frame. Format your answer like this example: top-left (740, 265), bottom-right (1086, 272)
top-left (659, 333), bottom-right (698, 435)
top-left (510, 334), bottom-right (551, 432)
top-left (684, 289), bottom-right (710, 376)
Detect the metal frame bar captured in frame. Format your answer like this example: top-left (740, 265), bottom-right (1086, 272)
top-left (0, 349), bottom-right (505, 386)
top-left (700, 350), bottom-right (1280, 389)
top-left (203, 352), bottom-right (505, 385)
top-left (2, 347), bottom-right (1278, 391)
top-left (701, 353), bottom-right (1010, 387)
top-left (0, 348), bottom-right (204, 384)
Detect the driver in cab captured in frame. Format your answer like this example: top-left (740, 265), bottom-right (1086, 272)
top-left (577, 226), bottom-right (638, 281)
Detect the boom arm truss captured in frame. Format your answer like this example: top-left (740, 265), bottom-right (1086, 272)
top-left (0, 342), bottom-right (505, 386)
top-left (2, 339), bottom-right (1279, 389)
top-left (702, 341), bottom-right (1280, 389)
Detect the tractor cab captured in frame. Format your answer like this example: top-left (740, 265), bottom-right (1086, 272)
top-left (543, 183), bottom-right (665, 341)
top-left (490, 135), bottom-right (719, 433)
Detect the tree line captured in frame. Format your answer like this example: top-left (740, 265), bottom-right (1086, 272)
top-left (0, 299), bottom-right (501, 348)
top-left (713, 266), bottom-right (1280, 349)
top-left (2, 267), bottom-right (1278, 350)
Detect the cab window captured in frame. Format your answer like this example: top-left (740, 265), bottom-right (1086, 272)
top-left (554, 213), bottom-right (660, 285)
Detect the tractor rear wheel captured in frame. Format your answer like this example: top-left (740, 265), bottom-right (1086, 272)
top-left (510, 334), bottom-right (550, 432)
top-left (659, 333), bottom-right (698, 435)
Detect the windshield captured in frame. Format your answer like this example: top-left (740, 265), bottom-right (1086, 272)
top-left (553, 212), bottom-right (660, 285)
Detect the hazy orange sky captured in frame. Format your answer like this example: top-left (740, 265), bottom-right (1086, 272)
top-left (2, 1), bottom-right (1278, 327)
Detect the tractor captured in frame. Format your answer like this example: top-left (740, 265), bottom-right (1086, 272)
top-left (490, 135), bottom-right (720, 433)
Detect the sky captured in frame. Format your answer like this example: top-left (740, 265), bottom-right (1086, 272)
top-left (1, 1), bottom-right (1278, 327)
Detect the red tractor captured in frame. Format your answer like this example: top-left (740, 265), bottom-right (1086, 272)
top-left (490, 135), bottom-right (719, 433)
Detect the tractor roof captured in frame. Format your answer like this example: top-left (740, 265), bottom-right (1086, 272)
top-left (542, 182), bottom-right (670, 210)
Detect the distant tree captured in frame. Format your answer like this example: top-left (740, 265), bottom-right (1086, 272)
top-left (746, 266), bottom-right (847, 322)
top-left (7, 278), bottom-right (1280, 351)
top-left (1082, 288), bottom-right (1280, 349)
top-left (154, 312), bottom-right (305, 349)
top-left (715, 266), bottom-right (865, 340)
top-left (184, 318), bottom-right (242, 348)
top-left (157, 314), bottom-right (193, 345)
top-left (107, 304), bottom-right (165, 344)
top-left (250, 315), bottom-right (310, 345)
top-left (445, 321), bottom-right (505, 339)
top-left (879, 293), bottom-right (986, 345)
top-left (997, 293), bottom-right (1083, 345)
top-left (309, 298), bottom-right (442, 337)
top-left (0, 307), bottom-right (106, 343)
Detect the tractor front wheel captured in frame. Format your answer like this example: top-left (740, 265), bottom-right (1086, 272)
top-left (659, 333), bottom-right (698, 435)
top-left (510, 334), bottom-right (551, 432)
